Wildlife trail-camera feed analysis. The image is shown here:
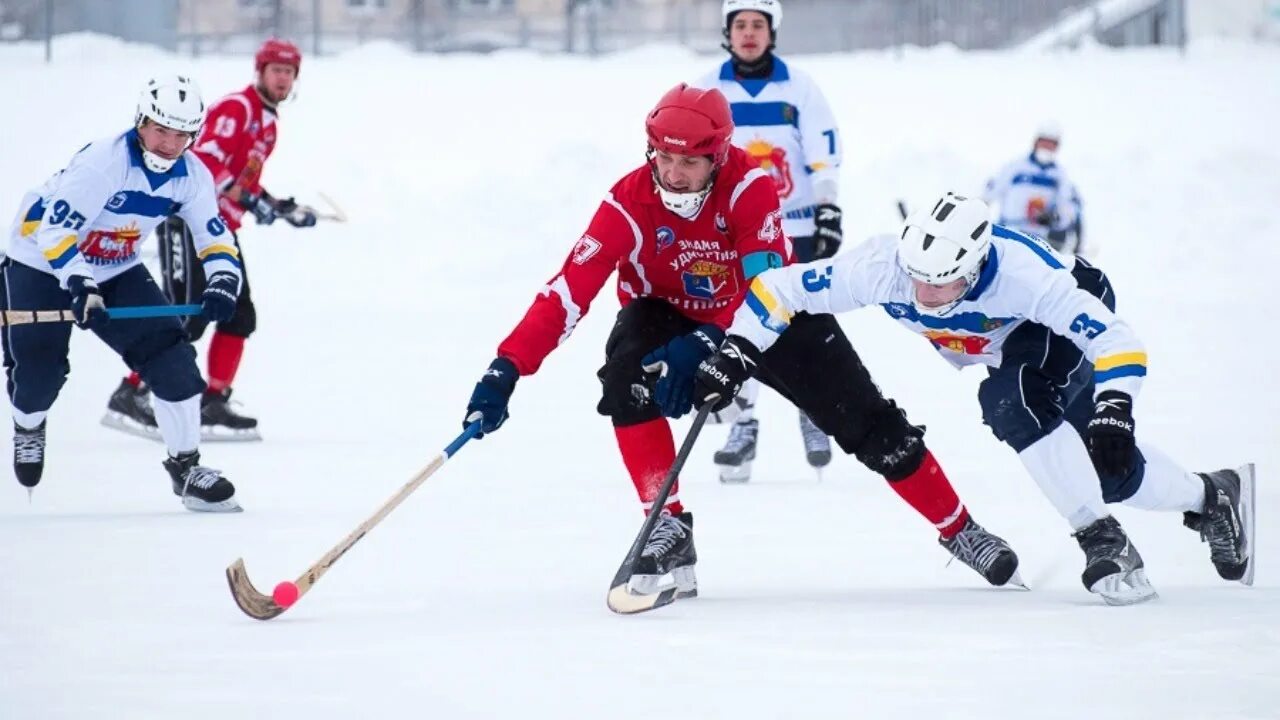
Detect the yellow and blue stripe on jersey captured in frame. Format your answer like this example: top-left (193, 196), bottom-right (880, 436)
top-left (1094, 351), bottom-right (1147, 382)
top-left (198, 243), bottom-right (241, 267)
top-left (42, 234), bottom-right (80, 269)
top-left (745, 278), bottom-right (793, 334)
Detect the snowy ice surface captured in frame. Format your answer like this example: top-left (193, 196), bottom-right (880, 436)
top-left (1, 34), bottom-right (1278, 720)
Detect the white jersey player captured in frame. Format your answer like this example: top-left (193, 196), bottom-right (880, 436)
top-left (2, 76), bottom-right (245, 512)
top-left (694, 0), bottom-right (843, 480)
top-left (984, 123), bottom-right (1084, 254)
top-left (696, 192), bottom-right (1254, 605)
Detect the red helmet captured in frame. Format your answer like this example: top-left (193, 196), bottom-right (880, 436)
top-left (255, 38), bottom-right (302, 75)
top-left (645, 84), bottom-right (733, 166)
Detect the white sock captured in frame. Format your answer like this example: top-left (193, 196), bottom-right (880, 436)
top-left (153, 395), bottom-right (200, 457)
top-left (736, 378), bottom-right (760, 424)
top-left (12, 408), bottom-right (47, 430)
top-left (1017, 422), bottom-right (1109, 531)
top-left (1122, 442), bottom-right (1206, 513)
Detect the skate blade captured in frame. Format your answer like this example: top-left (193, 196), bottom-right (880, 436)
top-left (1089, 568), bottom-right (1157, 606)
top-left (628, 566), bottom-right (698, 598)
top-left (182, 495), bottom-right (244, 513)
top-left (200, 426), bottom-right (263, 443)
top-left (100, 412), bottom-right (162, 441)
top-left (718, 461), bottom-right (753, 484)
top-left (1238, 462), bottom-right (1256, 586)
top-left (1005, 569), bottom-right (1030, 590)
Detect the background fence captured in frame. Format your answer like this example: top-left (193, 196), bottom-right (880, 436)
top-left (0, 0), bottom-right (1192, 59)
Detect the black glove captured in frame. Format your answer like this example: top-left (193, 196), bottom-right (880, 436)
top-left (694, 336), bottom-right (763, 411)
top-left (239, 192), bottom-right (277, 226)
top-left (465, 356), bottom-right (519, 437)
top-left (812, 203), bottom-right (843, 259)
top-left (1086, 390), bottom-right (1136, 478)
top-left (283, 207), bottom-right (318, 228)
top-left (200, 272), bottom-right (240, 323)
top-left (273, 196), bottom-right (318, 228)
top-left (66, 275), bottom-right (108, 330)
top-left (640, 325), bottom-right (724, 418)
top-left (1033, 208), bottom-right (1059, 228)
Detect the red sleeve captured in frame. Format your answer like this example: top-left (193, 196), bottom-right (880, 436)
top-left (191, 97), bottom-right (250, 189)
top-left (496, 199), bottom-right (633, 376)
top-left (708, 171), bottom-right (788, 328)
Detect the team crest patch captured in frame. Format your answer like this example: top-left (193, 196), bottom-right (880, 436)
top-left (746, 139), bottom-right (795, 199)
top-left (681, 260), bottom-right (737, 300)
top-left (571, 234), bottom-right (602, 265)
top-left (714, 213), bottom-right (728, 234)
top-left (656, 226), bottom-right (676, 253)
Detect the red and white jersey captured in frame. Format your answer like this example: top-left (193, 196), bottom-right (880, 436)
top-left (190, 84), bottom-right (278, 231)
top-left (498, 146), bottom-right (790, 376)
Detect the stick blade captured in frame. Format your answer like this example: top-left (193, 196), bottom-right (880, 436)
top-left (225, 558), bottom-right (287, 621)
top-left (606, 581), bottom-right (678, 615)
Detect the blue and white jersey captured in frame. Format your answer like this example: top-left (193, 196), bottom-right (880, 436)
top-left (6, 129), bottom-right (241, 289)
top-left (983, 154), bottom-right (1081, 238)
top-left (694, 57), bottom-right (841, 238)
top-left (729, 226), bottom-right (1148, 399)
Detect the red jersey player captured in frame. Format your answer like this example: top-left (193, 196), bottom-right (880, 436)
top-left (461, 84), bottom-right (1022, 598)
top-left (104, 38), bottom-right (317, 442)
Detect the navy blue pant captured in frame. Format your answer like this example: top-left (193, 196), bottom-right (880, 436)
top-left (977, 259), bottom-right (1144, 502)
top-left (0, 259), bottom-right (204, 414)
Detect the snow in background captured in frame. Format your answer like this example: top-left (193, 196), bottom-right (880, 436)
top-left (1, 34), bottom-right (1278, 719)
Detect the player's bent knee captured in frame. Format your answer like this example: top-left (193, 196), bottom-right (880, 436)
top-left (849, 401), bottom-right (927, 480)
top-left (979, 368), bottom-right (1061, 452)
top-left (218, 299), bottom-right (256, 338)
top-left (1100, 447), bottom-right (1146, 503)
top-left (136, 335), bottom-right (204, 402)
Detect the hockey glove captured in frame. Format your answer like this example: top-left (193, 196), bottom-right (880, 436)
top-left (200, 272), bottom-right (240, 323)
top-left (812, 203), bottom-right (843, 259)
top-left (695, 336), bottom-right (762, 411)
top-left (66, 275), bottom-right (108, 330)
top-left (274, 196), bottom-right (318, 228)
top-left (1086, 390), bottom-right (1136, 478)
top-left (640, 325), bottom-right (725, 419)
top-left (239, 192), bottom-right (277, 226)
top-left (465, 356), bottom-right (518, 437)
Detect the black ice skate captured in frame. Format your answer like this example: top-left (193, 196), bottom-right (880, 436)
top-left (715, 418), bottom-right (758, 483)
top-left (13, 421), bottom-right (46, 493)
top-left (201, 388), bottom-right (262, 442)
top-left (798, 412), bottom-right (832, 470)
top-left (1183, 464), bottom-right (1255, 585)
top-left (940, 517), bottom-right (1024, 587)
top-left (163, 450), bottom-right (242, 513)
top-left (1072, 515), bottom-right (1156, 605)
top-left (100, 379), bottom-right (161, 440)
top-left (629, 510), bottom-right (697, 599)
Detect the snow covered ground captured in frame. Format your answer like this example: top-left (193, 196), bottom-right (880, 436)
top-left (1, 34), bottom-right (1278, 719)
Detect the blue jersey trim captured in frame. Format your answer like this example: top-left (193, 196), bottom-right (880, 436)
top-left (730, 101), bottom-right (799, 128)
top-left (992, 224), bottom-right (1064, 269)
top-left (1094, 365), bottom-right (1147, 383)
top-left (124, 129), bottom-right (188, 191)
top-left (103, 190), bottom-right (181, 218)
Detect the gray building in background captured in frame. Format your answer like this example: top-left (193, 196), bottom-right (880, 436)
top-left (0, 0), bottom-right (1187, 59)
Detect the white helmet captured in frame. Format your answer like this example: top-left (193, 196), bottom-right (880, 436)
top-left (134, 75), bottom-right (206, 173)
top-left (723, 0), bottom-right (782, 31)
top-left (897, 192), bottom-right (993, 317)
top-left (1032, 121), bottom-right (1061, 164)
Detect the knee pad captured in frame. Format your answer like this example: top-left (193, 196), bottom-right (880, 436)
top-left (133, 332), bottom-right (204, 401)
top-left (217, 297), bottom-right (256, 338)
top-left (850, 401), bottom-right (927, 480)
top-left (596, 361), bottom-right (662, 426)
top-left (978, 367), bottom-right (1063, 452)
